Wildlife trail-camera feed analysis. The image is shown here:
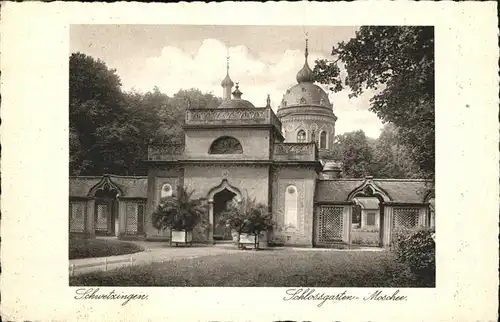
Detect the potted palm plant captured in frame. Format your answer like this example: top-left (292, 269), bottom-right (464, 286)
top-left (152, 186), bottom-right (207, 246)
top-left (219, 197), bottom-right (273, 250)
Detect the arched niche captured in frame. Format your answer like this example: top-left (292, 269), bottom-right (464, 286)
top-left (209, 136), bottom-right (243, 154)
top-left (284, 185), bottom-right (298, 228)
top-left (160, 183), bottom-right (173, 199)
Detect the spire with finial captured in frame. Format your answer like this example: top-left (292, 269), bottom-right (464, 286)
top-left (221, 51), bottom-right (234, 100)
top-left (232, 82), bottom-right (242, 99)
top-left (266, 94), bottom-right (271, 108)
top-left (296, 33), bottom-right (314, 83)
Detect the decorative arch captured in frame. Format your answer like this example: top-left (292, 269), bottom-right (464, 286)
top-left (347, 178), bottom-right (392, 202)
top-left (207, 179), bottom-right (242, 202)
top-left (87, 175), bottom-right (124, 197)
top-left (209, 136), bottom-right (243, 154)
top-left (423, 189), bottom-right (435, 203)
top-left (319, 131), bottom-right (327, 149)
top-left (296, 129), bottom-right (307, 143)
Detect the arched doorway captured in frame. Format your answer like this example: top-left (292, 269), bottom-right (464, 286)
top-left (352, 197), bottom-right (382, 247)
top-left (94, 187), bottom-right (119, 236)
top-left (347, 181), bottom-right (392, 248)
top-left (207, 179), bottom-right (242, 243)
top-left (88, 176), bottom-right (123, 237)
top-left (213, 188), bottom-right (236, 240)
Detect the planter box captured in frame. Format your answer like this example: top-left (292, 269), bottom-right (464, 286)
top-left (170, 230), bottom-right (193, 246)
top-left (238, 233), bottom-right (267, 250)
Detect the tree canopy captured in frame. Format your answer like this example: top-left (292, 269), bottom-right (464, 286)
top-left (314, 26), bottom-right (435, 179)
top-left (69, 52), bottom-right (222, 176)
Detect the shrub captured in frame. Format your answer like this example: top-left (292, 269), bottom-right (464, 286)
top-left (152, 186), bottom-right (208, 231)
top-left (392, 227), bottom-right (435, 285)
top-left (218, 197), bottom-right (274, 248)
top-left (69, 237), bottom-right (144, 259)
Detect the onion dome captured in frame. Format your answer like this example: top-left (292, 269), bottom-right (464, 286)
top-left (296, 38), bottom-right (314, 83)
top-left (278, 38), bottom-right (333, 110)
top-left (221, 73), bottom-right (234, 87)
top-left (221, 55), bottom-right (234, 100)
top-left (232, 83), bottom-right (243, 99)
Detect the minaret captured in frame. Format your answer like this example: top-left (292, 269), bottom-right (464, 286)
top-left (221, 54), bottom-right (234, 100)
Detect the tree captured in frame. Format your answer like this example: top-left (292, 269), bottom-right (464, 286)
top-left (70, 52), bottom-right (223, 176)
top-left (324, 130), bottom-right (375, 178)
top-left (372, 124), bottom-right (421, 178)
top-left (314, 26), bottom-right (434, 179)
top-left (70, 52), bottom-right (138, 175)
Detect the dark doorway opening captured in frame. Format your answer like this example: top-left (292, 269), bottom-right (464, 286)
top-left (213, 188), bottom-right (236, 241)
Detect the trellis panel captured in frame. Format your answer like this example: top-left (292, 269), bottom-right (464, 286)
top-left (69, 202), bottom-right (85, 233)
top-left (316, 206), bottom-right (344, 244)
top-left (125, 202), bottom-right (146, 235)
top-left (393, 207), bottom-right (420, 229)
top-left (95, 204), bottom-right (109, 232)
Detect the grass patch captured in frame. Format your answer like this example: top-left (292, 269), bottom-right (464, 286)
top-left (70, 250), bottom-right (433, 287)
top-left (69, 237), bottom-right (144, 259)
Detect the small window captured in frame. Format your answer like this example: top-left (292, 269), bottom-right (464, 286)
top-left (297, 130), bottom-right (306, 143)
top-left (319, 131), bottom-right (327, 149)
top-left (367, 212), bottom-right (376, 226)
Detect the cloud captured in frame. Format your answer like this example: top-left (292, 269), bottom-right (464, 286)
top-left (120, 38), bottom-right (383, 138)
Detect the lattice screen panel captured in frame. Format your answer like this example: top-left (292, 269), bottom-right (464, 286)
top-left (70, 203), bottom-right (85, 233)
top-left (393, 207), bottom-right (419, 229)
top-left (317, 206), bottom-right (343, 243)
top-left (126, 203), bottom-right (138, 234)
top-left (95, 204), bottom-right (109, 231)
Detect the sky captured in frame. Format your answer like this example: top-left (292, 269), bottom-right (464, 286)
top-left (70, 25), bottom-right (384, 138)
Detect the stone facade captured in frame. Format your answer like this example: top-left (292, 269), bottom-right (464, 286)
top-left (68, 41), bottom-right (434, 248)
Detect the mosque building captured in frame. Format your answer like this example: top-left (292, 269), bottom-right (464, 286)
top-left (69, 40), bottom-right (435, 248)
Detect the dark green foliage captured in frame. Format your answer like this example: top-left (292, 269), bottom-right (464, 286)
top-left (218, 197), bottom-right (273, 235)
top-left (151, 186), bottom-right (208, 231)
top-left (68, 236), bottom-right (144, 260)
top-left (371, 124), bottom-right (421, 178)
top-left (321, 130), bottom-right (375, 178)
top-left (392, 228), bottom-right (436, 285)
top-left (69, 53), bottom-right (222, 176)
top-left (314, 26), bottom-right (434, 179)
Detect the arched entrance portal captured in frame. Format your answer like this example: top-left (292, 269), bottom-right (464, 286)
top-left (347, 181), bottom-right (392, 248)
top-left (88, 176), bottom-right (123, 237)
top-left (94, 187), bottom-right (119, 236)
top-left (207, 179), bottom-right (242, 243)
top-left (213, 188), bottom-right (236, 240)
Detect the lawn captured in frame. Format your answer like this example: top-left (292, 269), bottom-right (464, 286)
top-left (69, 237), bottom-right (144, 259)
top-left (70, 249), bottom-right (434, 287)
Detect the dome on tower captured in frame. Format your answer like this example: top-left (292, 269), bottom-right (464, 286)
top-left (217, 83), bottom-right (256, 109)
top-left (221, 73), bottom-right (234, 87)
top-left (279, 83), bottom-right (332, 109)
top-left (278, 38), bottom-right (333, 110)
